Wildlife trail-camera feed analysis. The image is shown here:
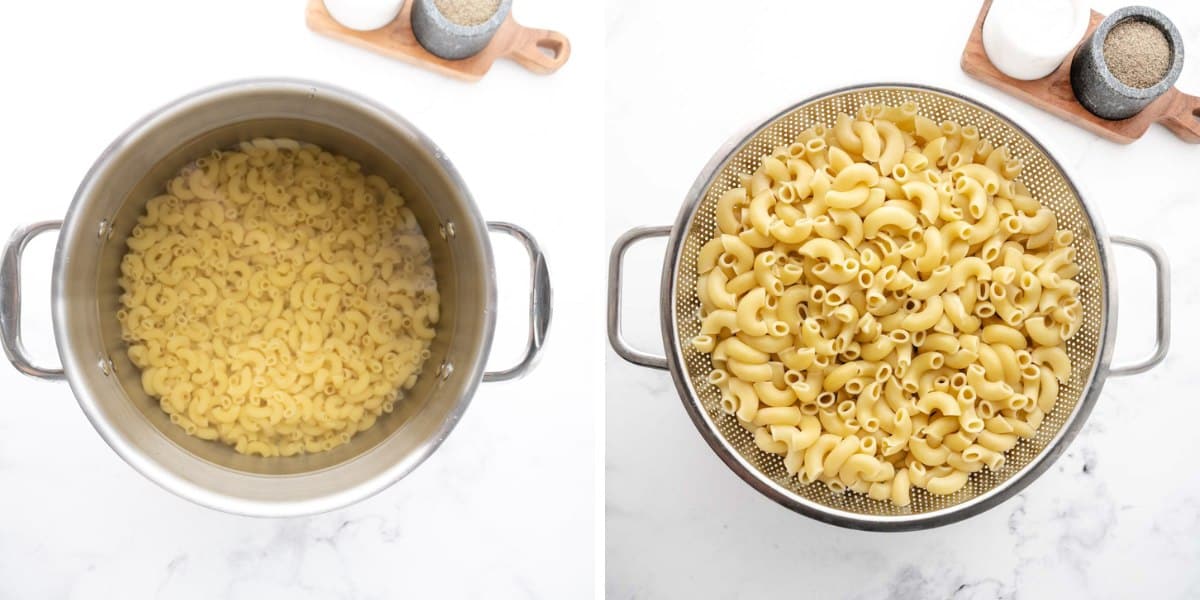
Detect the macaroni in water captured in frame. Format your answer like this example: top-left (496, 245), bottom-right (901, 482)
top-left (118, 138), bottom-right (439, 457)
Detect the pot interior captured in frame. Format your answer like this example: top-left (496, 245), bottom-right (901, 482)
top-left (55, 82), bottom-right (494, 512)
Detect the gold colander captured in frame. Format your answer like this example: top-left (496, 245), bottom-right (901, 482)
top-left (608, 84), bottom-right (1170, 531)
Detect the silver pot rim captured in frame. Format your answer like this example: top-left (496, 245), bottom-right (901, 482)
top-left (53, 78), bottom-right (495, 516)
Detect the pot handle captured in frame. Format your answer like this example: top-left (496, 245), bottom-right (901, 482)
top-left (1, 221), bottom-right (66, 381)
top-left (483, 222), bottom-right (551, 382)
top-left (1108, 236), bottom-right (1170, 377)
top-left (607, 226), bottom-right (670, 370)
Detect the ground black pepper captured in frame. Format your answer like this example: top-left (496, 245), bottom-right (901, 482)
top-left (1103, 19), bottom-right (1171, 88)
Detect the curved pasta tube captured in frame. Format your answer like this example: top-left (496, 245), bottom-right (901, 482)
top-left (914, 226), bottom-right (945, 274)
top-left (727, 359), bottom-right (774, 383)
top-left (701, 310), bottom-right (739, 335)
top-left (829, 209), bottom-right (864, 248)
top-left (948, 257), bottom-right (992, 290)
top-left (754, 427), bottom-right (789, 454)
top-left (851, 120), bottom-right (882, 162)
top-left (714, 337), bottom-right (769, 364)
top-left (822, 436), bottom-right (862, 476)
top-left (953, 163), bottom-right (1001, 195)
top-left (787, 159), bottom-right (816, 194)
top-left (976, 430), bottom-right (1018, 453)
top-left (890, 470), bottom-right (913, 506)
top-left (838, 454), bottom-right (885, 485)
top-left (776, 287), bottom-right (809, 332)
top-left (696, 238), bottom-right (724, 274)
top-left (753, 382), bottom-right (797, 408)
top-left (926, 469), bottom-right (969, 495)
top-left (901, 295), bottom-right (944, 332)
top-left (771, 414), bottom-right (822, 452)
top-left (832, 164), bottom-right (880, 191)
top-left (991, 343), bottom-right (1022, 385)
top-left (738, 333), bottom-right (794, 354)
top-left (940, 293), bottom-right (980, 335)
top-left (920, 135), bottom-right (948, 168)
top-left (721, 234), bottom-right (755, 273)
top-left (753, 252), bottom-right (783, 296)
top-left (701, 270), bottom-right (738, 311)
top-left (916, 391), bottom-right (961, 416)
top-left (1018, 208), bottom-right (1056, 235)
top-left (811, 262), bottom-right (857, 286)
top-left (803, 434), bottom-right (842, 481)
top-left (799, 238), bottom-right (846, 263)
top-left (908, 266), bottom-right (952, 300)
top-left (823, 362), bottom-right (863, 392)
top-left (724, 272), bottom-right (757, 297)
top-left (909, 438), bottom-right (949, 467)
top-left (863, 206), bottom-right (918, 238)
top-left (793, 374), bottom-right (820, 404)
top-left (955, 176), bottom-right (987, 220)
top-left (752, 406), bottom-right (802, 427)
top-left (1032, 346), bottom-right (1071, 381)
top-left (967, 206), bottom-right (1000, 247)
top-left (966, 364), bottom-right (1014, 401)
top-left (778, 347), bottom-right (815, 372)
top-left (1037, 367), bottom-right (1059, 412)
top-left (729, 378), bottom-right (760, 422)
top-left (902, 352), bottom-right (944, 392)
top-left (901, 181), bottom-right (940, 226)
top-left (748, 191), bottom-right (775, 237)
top-left (883, 408), bottom-right (913, 452)
top-left (1022, 316), bottom-right (1060, 350)
top-left (770, 218), bottom-right (813, 244)
top-left (874, 120), bottom-right (904, 175)
top-left (946, 451), bottom-right (984, 473)
top-left (736, 288), bottom-right (769, 336)
top-left (760, 156), bottom-right (789, 183)
top-left (824, 186), bottom-right (871, 209)
top-left (977, 344), bottom-right (1006, 382)
top-left (834, 113), bottom-right (863, 154)
top-left (901, 150), bottom-right (930, 173)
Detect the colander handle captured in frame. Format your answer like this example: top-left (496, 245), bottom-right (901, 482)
top-left (607, 226), bottom-right (670, 370)
top-left (1108, 236), bottom-right (1171, 377)
top-left (483, 222), bottom-right (551, 382)
top-left (1, 221), bottom-right (66, 381)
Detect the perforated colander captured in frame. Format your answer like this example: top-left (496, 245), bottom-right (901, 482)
top-left (608, 83), bottom-right (1170, 531)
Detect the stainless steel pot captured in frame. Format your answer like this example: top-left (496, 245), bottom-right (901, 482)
top-left (0, 79), bottom-right (551, 517)
top-left (607, 83), bottom-right (1170, 531)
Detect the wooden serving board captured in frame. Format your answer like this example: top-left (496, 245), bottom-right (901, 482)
top-left (961, 0), bottom-right (1200, 144)
top-left (306, 0), bottom-right (570, 82)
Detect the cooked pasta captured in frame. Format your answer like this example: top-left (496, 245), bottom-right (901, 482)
top-left (693, 104), bottom-right (1083, 506)
top-left (118, 138), bottom-right (439, 457)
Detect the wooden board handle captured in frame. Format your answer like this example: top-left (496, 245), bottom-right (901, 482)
top-left (1160, 92), bottom-right (1200, 143)
top-left (507, 27), bottom-right (571, 75)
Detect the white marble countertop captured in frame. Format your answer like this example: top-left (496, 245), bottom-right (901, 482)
top-left (0, 1), bottom-right (599, 598)
top-left (606, 0), bottom-right (1200, 597)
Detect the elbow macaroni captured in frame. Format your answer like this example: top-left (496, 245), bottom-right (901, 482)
top-left (692, 104), bottom-right (1083, 505)
top-left (119, 139), bottom-right (440, 457)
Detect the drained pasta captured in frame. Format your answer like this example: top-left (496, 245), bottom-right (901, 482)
top-left (118, 138), bottom-right (440, 457)
top-left (692, 103), bottom-right (1083, 506)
